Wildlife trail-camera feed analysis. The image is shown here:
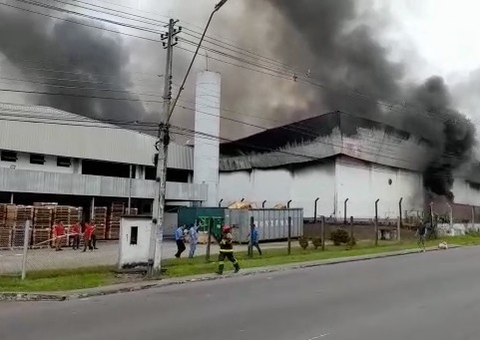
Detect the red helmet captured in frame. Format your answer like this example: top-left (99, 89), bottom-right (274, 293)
top-left (222, 225), bottom-right (231, 233)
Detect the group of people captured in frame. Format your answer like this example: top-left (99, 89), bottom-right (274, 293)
top-left (52, 220), bottom-right (98, 252)
top-left (174, 223), bottom-right (263, 274)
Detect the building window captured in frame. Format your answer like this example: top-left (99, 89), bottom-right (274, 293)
top-left (57, 157), bottom-right (71, 167)
top-left (130, 226), bottom-right (138, 245)
top-left (1, 151), bottom-right (17, 162)
top-left (30, 154), bottom-right (45, 165)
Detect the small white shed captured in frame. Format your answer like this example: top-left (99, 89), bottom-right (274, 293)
top-left (118, 215), bottom-right (152, 269)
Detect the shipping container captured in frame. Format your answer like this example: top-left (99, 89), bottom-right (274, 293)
top-left (177, 207), bottom-right (304, 242)
top-left (177, 207), bottom-right (226, 232)
top-left (225, 208), bottom-right (303, 243)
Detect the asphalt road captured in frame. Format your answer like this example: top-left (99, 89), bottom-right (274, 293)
top-left (2, 246), bottom-right (480, 340)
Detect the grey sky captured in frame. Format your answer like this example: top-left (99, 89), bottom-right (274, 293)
top-left (1, 0), bottom-right (480, 141)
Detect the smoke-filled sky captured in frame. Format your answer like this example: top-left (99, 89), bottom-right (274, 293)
top-left (1, 0), bottom-right (480, 197)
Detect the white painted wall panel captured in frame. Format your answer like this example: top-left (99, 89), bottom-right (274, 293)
top-left (291, 162), bottom-right (335, 217)
top-left (194, 71), bottom-right (221, 206)
top-left (452, 180), bottom-right (480, 206)
top-left (335, 157), bottom-right (423, 219)
top-left (119, 216), bottom-right (151, 268)
top-left (0, 168), bottom-right (207, 201)
top-left (0, 103), bottom-right (193, 170)
top-left (251, 169), bottom-right (292, 207)
top-left (219, 162), bottom-right (336, 217)
top-left (0, 152), bottom-right (73, 173)
top-left (218, 171), bottom-right (252, 206)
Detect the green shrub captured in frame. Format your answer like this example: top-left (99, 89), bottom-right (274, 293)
top-left (312, 238), bottom-right (323, 249)
top-left (330, 229), bottom-right (350, 246)
top-left (298, 237), bottom-right (309, 250)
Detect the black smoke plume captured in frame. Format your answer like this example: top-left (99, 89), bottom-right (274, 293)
top-left (0, 5), bottom-right (147, 121)
top-left (267, 0), bottom-right (476, 198)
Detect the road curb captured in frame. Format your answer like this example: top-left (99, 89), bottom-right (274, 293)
top-left (1, 245), bottom-right (459, 302)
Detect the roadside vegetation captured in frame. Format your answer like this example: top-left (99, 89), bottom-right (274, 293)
top-left (2, 233), bottom-right (480, 293)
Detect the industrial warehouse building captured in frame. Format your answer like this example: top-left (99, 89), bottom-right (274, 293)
top-left (0, 102), bottom-right (207, 220)
top-left (218, 111), bottom-right (480, 220)
top-left (2, 69), bottom-right (480, 229)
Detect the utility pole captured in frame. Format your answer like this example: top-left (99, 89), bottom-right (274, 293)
top-left (147, 1), bottom-right (230, 277)
top-left (148, 18), bottom-right (181, 277)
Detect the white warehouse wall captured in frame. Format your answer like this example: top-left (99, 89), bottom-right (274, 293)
top-left (0, 151), bottom-right (75, 174)
top-left (219, 161), bottom-right (336, 217)
top-left (291, 162), bottom-right (335, 218)
top-left (219, 156), bottom-right (424, 219)
top-left (452, 180), bottom-right (480, 206)
top-left (335, 156), bottom-right (423, 219)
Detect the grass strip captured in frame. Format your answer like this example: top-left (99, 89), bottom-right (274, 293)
top-left (2, 235), bottom-right (480, 292)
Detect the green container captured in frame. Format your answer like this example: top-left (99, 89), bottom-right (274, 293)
top-left (177, 207), bottom-right (226, 235)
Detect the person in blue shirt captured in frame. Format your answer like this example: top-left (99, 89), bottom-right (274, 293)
top-left (246, 223), bottom-right (262, 255)
top-left (188, 223), bottom-right (199, 258)
top-left (174, 225), bottom-right (186, 258)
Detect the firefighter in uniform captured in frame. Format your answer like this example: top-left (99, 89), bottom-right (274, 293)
top-left (216, 225), bottom-right (240, 275)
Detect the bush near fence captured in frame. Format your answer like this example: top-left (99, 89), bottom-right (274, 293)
top-left (304, 218), bottom-right (417, 242)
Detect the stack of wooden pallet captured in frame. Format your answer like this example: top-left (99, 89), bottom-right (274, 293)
top-left (66, 206), bottom-right (82, 236)
top-left (6, 204), bottom-right (16, 228)
top-left (54, 206), bottom-right (83, 247)
top-left (32, 206), bottom-right (54, 247)
top-left (12, 205), bottom-right (33, 247)
top-left (93, 206), bottom-right (108, 240)
top-left (0, 204), bottom-right (10, 249)
top-left (106, 202), bottom-right (124, 240)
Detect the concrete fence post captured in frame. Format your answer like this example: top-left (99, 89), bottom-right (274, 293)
top-left (344, 198), bottom-right (349, 225)
top-left (471, 206), bottom-right (475, 230)
top-left (206, 217), bottom-right (213, 262)
top-left (349, 216), bottom-right (354, 245)
top-left (314, 198), bottom-right (320, 223)
top-left (287, 216), bottom-right (292, 255)
top-left (321, 216), bottom-right (326, 252)
top-left (21, 220), bottom-right (31, 280)
top-left (397, 216), bottom-right (401, 242)
top-left (398, 197), bottom-right (403, 228)
top-left (374, 199), bottom-right (379, 246)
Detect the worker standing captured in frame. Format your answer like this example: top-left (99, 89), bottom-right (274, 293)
top-left (53, 221), bottom-right (65, 251)
top-left (82, 222), bottom-right (95, 252)
top-left (188, 223), bottom-right (199, 258)
top-left (246, 223), bottom-right (262, 256)
top-left (70, 221), bottom-right (80, 250)
top-left (174, 225), bottom-right (186, 258)
top-left (216, 225), bottom-right (240, 275)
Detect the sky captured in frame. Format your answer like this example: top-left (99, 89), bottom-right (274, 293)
top-left (101, 0), bottom-right (480, 127)
top-left (2, 0), bottom-right (480, 141)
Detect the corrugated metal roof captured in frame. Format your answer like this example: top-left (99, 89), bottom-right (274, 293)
top-left (220, 120), bottom-right (434, 172)
top-left (0, 102), bottom-right (193, 170)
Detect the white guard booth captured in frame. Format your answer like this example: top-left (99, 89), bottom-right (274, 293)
top-left (118, 215), bottom-right (152, 270)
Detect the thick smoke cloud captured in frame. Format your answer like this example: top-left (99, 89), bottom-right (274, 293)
top-left (0, 6), bottom-right (148, 121)
top-left (266, 0), bottom-right (476, 199)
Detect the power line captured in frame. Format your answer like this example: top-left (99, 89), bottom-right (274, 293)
top-left (54, 0), bottom-right (169, 26)
top-left (1, 1), bottom-right (160, 42)
top-left (0, 87), bottom-right (164, 103)
top-left (0, 75), bottom-right (164, 98)
top-left (16, 0), bottom-right (163, 35)
top-left (0, 55), bottom-right (163, 80)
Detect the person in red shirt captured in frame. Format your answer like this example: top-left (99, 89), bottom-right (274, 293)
top-left (53, 221), bottom-right (65, 251)
top-left (82, 221), bottom-right (95, 252)
top-left (69, 221), bottom-right (80, 250)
